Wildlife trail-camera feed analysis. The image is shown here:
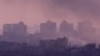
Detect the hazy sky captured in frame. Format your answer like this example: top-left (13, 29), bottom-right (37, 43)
top-left (0, 0), bottom-right (100, 44)
top-left (0, 0), bottom-right (100, 27)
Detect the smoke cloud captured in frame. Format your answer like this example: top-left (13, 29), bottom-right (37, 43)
top-left (44, 0), bottom-right (100, 21)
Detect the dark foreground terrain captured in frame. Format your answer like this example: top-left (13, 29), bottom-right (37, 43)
top-left (0, 41), bottom-right (99, 56)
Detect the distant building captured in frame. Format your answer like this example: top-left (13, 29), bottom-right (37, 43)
top-left (3, 22), bottom-right (27, 42)
top-left (56, 37), bottom-right (68, 48)
top-left (3, 22), bottom-right (27, 36)
top-left (78, 20), bottom-right (96, 36)
top-left (59, 20), bottom-right (75, 36)
top-left (78, 20), bottom-right (96, 43)
top-left (40, 39), bottom-right (56, 48)
top-left (3, 24), bottom-right (13, 36)
top-left (40, 37), bottom-right (68, 49)
top-left (40, 20), bottom-right (57, 34)
top-left (16, 22), bottom-right (27, 36)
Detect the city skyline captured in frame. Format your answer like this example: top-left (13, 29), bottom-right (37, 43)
top-left (0, 0), bottom-right (100, 56)
top-left (0, 20), bottom-right (97, 45)
top-left (0, 0), bottom-right (99, 45)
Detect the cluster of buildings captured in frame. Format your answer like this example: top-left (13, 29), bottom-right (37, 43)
top-left (39, 20), bottom-right (76, 39)
top-left (1, 20), bottom-right (97, 46)
top-left (3, 22), bottom-right (27, 37)
top-left (40, 37), bottom-right (68, 49)
top-left (2, 22), bottom-right (27, 42)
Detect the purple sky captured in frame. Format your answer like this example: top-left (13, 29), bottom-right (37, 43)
top-left (0, 0), bottom-right (99, 27)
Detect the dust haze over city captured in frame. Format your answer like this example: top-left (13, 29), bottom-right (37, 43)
top-left (0, 0), bottom-right (100, 56)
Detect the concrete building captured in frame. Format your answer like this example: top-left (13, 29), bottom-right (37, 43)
top-left (3, 22), bottom-right (27, 42)
top-left (39, 37), bottom-right (68, 49)
top-left (3, 21), bottom-right (27, 36)
top-left (40, 20), bottom-right (57, 34)
top-left (59, 20), bottom-right (74, 36)
top-left (78, 20), bottom-right (96, 43)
